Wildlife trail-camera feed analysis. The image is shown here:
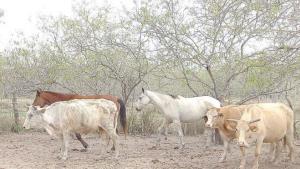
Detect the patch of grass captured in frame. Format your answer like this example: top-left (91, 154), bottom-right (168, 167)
top-left (0, 112), bottom-right (27, 132)
top-left (127, 108), bottom-right (163, 135)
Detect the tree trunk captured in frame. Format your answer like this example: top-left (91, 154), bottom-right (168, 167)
top-left (11, 93), bottom-right (19, 132)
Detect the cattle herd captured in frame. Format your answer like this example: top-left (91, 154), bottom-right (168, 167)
top-left (22, 89), bottom-right (296, 169)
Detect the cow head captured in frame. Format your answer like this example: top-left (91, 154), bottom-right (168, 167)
top-left (227, 118), bottom-right (260, 147)
top-left (205, 108), bottom-right (223, 128)
top-left (23, 105), bottom-right (47, 129)
top-left (135, 88), bottom-right (151, 111)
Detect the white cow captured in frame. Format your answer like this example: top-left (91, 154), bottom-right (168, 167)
top-left (228, 103), bottom-right (294, 169)
top-left (23, 99), bottom-right (119, 160)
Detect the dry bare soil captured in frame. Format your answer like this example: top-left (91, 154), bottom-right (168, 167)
top-left (0, 132), bottom-right (299, 169)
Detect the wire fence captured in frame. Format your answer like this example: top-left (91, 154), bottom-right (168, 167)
top-left (0, 96), bottom-right (31, 132)
top-left (0, 95), bottom-right (299, 138)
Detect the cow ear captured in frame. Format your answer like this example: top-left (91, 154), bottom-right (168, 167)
top-left (33, 106), bottom-right (37, 110)
top-left (36, 107), bottom-right (46, 114)
top-left (249, 125), bottom-right (258, 132)
top-left (37, 89), bottom-right (42, 96)
top-left (249, 118), bottom-right (260, 124)
top-left (202, 115), bottom-right (208, 123)
top-left (142, 88), bottom-right (145, 93)
top-left (40, 109), bottom-right (46, 114)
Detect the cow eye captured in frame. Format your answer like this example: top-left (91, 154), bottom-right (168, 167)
top-left (29, 114), bottom-right (33, 118)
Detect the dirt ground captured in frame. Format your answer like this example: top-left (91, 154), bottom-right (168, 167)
top-left (0, 132), bottom-right (299, 169)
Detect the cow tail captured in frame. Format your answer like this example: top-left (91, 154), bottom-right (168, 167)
top-left (283, 136), bottom-right (287, 148)
top-left (117, 98), bottom-right (127, 139)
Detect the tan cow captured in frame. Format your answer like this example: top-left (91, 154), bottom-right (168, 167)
top-left (229, 103), bottom-right (294, 169)
top-left (23, 99), bottom-right (119, 160)
top-left (205, 105), bottom-right (248, 162)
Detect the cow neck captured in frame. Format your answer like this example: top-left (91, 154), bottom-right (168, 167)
top-left (219, 121), bottom-right (235, 138)
top-left (39, 113), bottom-right (49, 127)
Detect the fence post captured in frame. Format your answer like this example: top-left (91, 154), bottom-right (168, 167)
top-left (11, 93), bottom-right (20, 132)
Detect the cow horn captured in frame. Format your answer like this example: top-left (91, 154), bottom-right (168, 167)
top-left (218, 112), bottom-right (224, 117)
top-left (226, 119), bottom-right (239, 122)
top-left (249, 118), bottom-right (261, 124)
top-left (34, 106), bottom-right (42, 110)
top-left (226, 125), bottom-right (236, 131)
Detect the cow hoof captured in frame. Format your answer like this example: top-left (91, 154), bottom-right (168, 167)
top-left (148, 146), bottom-right (157, 150)
top-left (57, 155), bottom-right (67, 160)
top-left (80, 149), bottom-right (88, 152)
top-left (111, 146), bottom-right (115, 151)
top-left (218, 158), bottom-right (225, 163)
top-left (174, 144), bottom-right (185, 149)
top-left (164, 137), bottom-right (168, 140)
top-left (82, 144), bottom-right (88, 149)
top-left (174, 145), bottom-right (184, 149)
top-left (239, 165), bottom-right (245, 169)
top-left (114, 152), bottom-right (119, 159)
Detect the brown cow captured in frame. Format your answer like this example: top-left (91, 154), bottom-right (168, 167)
top-left (205, 105), bottom-right (247, 162)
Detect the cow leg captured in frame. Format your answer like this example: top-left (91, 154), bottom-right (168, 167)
top-left (98, 128), bottom-right (114, 151)
top-left (174, 120), bottom-right (184, 149)
top-left (270, 143), bottom-right (276, 161)
top-left (285, 134), bottom-right (294, 162)
top-left (270, 143), bottom-right (276, 162)
top-left (108, 137), bottom-right (115, 151)
top-left (61, 131), bottom-right (70, 160)
top-left (219, 139), bottom-right (229, 163)
top-left (58, 135), bottom-right (65, 159)
top-left (239, 146), bottom-right (246, 169)
top-left (106, 128), bottom-right (119, 158)
top-left (272, 141), bottom-right (282, 164)
top-left (156, 118), bottom-right (171, 148)
top-left (204, 128), bottom-right (213, 148)
top-left (104, 133), bottom-right (115, 151)
top-left (75, 133), bottom-right (88, 150)
top-left (163, 124), bottom-right (169, 140)
top-left (252, 137), bottom-right (263, 169)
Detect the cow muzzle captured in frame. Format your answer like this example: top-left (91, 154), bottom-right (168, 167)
top-left (23, 123), bottom-right (30, 130)
top-left (205, 123), bottom-right (212, 128)
top-left (239, 141), bottom-right (249, 148)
